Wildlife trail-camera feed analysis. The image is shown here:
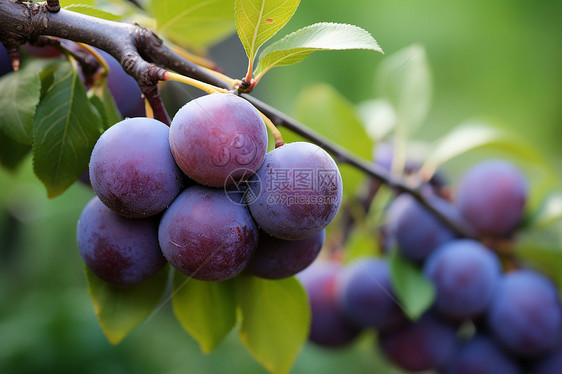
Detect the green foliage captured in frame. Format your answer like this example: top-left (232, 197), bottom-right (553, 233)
top-left (88, 81), bottom-right (122, 131)
top-left (152, 0), bottom-right (235, 49)
top-left (389, 249), bottom-right (435, 320)
top-left (421, 122), bottom-right (549, 179)
top-left (172, 272), bottom-right (237, 353)
top-left (528, 191), bottom-right (562, 229)
top-left (235, 275), bottom-right (310, 374)
top-left (235, 0), bottom-right (300, 63)
top-left (0, 129), bottom-right (30, 171)
top-left (516, 240), bottom-right (562, 291)
top-left (375, 44), bottom-right (431, 134)
top-left (85, 266), bottom-right (169, 344)
top-left (63, 4), bottom-right (124, 22)
top-left (255, 23), bottom-right (383, 77)
top-left (287, 83), bottom-right (373, 197)
top-left (32, 62), bottom-right (102, 198)
top-left (0, 60), bottom-right (48, 145)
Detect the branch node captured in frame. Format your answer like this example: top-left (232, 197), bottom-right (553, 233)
top-left (46, 0), bottom-right (61, 13)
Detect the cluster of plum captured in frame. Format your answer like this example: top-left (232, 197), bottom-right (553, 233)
top-left (77, 93), bottom-right (343, 286)
top-left (299, 158), bottom-right (562, 374)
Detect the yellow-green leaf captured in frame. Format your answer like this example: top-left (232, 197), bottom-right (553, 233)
top-left (86, 266), bottom-right (169, 344)
top-left (285, 83), bottom-right (373, 197)
top-left (235, 0), bottom-right (300, 62)
top-left (254, 22), bottom-right (383, 77)
top-left (63, 4), bottom-right (124, 21)
top-left (152, 0), bottom-right (235, 49)
top-left (236, 275), bottom-right (309, 374)
top-left (172, 271), bottom-right (237, 353)
top-left (421, 122), bottom-right (548, 179)
top-left (375, 44), bottom-right (431, 136)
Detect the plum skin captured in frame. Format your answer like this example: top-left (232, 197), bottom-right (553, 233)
top-left (336, 258), bottom-right (405, 330)
top-left (89, 117), bottom-right (183, 218)
top-left (386, 193), bottom-right (456, 262)
top-left (446, 335), bottom-right (521, 374)
top-left (158, 186), bottom-right (258, 282)
top-left (248, 142), bottom-right (343, 240)
top-left (169, 93), bottom-right (268, 187)
top-left (424, 239), bottom-right (501, 319)
top-left (297, 261), bottom-right (360, 347)
top-left (245, 229), bottom-right (325, 279)
top-left (76, 196), bottom-right (166, 287)
top-left (455, 159), bottom-right (528, 236)
top-left (97, 49), bottom-right (145, 118)
top-left (379, 313), bottom-right (458, 372)
top-left (487, 270), bottom-right (562, 356)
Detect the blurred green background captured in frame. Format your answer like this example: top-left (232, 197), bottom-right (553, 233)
top-left (2, 0), bottom-right (562, 373)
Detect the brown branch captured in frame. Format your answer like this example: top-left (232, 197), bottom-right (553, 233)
top-left (0, 0), bottom-right (477, 239)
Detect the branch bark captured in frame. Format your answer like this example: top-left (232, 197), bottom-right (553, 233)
top-left (0, 0), bottom-right (477, 239)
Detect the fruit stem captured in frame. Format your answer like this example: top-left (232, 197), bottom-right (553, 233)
top-left (76, 42), bottom-right (110, 77)
top-left (164, 72), bottom-right (229, 94)
top-left (200, 66), bottom-right (239, 87)
top-left (144, 98), bottom-right (154, 119)
top-left (171, 46), bottom-right (222, 72)
top-left (259, 111), bottom-right (284, 148)
top-left (244, 59), bottom-right (254, 84)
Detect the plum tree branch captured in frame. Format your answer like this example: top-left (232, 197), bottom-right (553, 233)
top-left (0, 0), bottom-right (476, 239)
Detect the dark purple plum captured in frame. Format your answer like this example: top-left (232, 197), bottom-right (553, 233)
top-left (488, 270), bottom-right (562, 356)
top-left (89, 117), bottom-right (183, 218)
top-left (385, 193), bottom-right (456, 262)
top-left (424, 239), bottom-right (501, 320)
top-left (455, 159), bottom-right (528, 236)
top-left (248, 142), bottom-right (343, 240)
top-left (97, 49), bottom-right (145, 118)
top-left (297, 261), bottom-right (360, 347)
top-left (534, 343), bottom-right (562, 374)
top-left (158, 186), bottom-right (258, 281)
top-left (0, 43), bottom-right (13, 77)
top-left (446, 334), bottom-right (522, 374)
top-left (245, 229), bottom-right (325, 279)
top-left (336, 258), bottom-right (405, 330)
top-left (379, 313), bottom-right (458, 372)
top-left (169, 93), bottom-right (267, 187)
top-left (76, 196), bottom-right (166, 287)
top-left (24, 43), bottom-right (62, 58)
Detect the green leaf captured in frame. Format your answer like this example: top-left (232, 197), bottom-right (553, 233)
top-left (529, 191), bottom-right (562, 229)
top-left (389, 250), bottom-right (435, 320)
top-left (172, 271), bottom-right (237, 353)
top-left (32, 62), bottom-right (102, 198)
top-left (285, 83), bottom-right (373, 197)
top-left (63, 4), bottom-right (124, 21)
top-left (89, 81), bottom-right (123, 131)
top-left (60, 0), bottom-right (95, 6)
top-left (152, 0), bottom-right (236, 49)
top-left (85, 266), bottom-right (169, 344)
top-left (358, 99), bottom-right (396, 142)
top-left (516, 242), bottom-right (562, 288)
top-left (0, 128), bottom-right (31, 171)
top-left (235, 275), bottom-right (309, 374)
top-left (235, 0), bottom-right (300, 62)
top-left (375, 44), bottom-right (431, 135)
top-left (343, 227), bottom-right (380, 261)
top-left (0, 60), bottom-right (51, 145)
top-left (255, 22), bottom-right (383, 77)
top-left (421, 122), bottom-right (548, 178)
